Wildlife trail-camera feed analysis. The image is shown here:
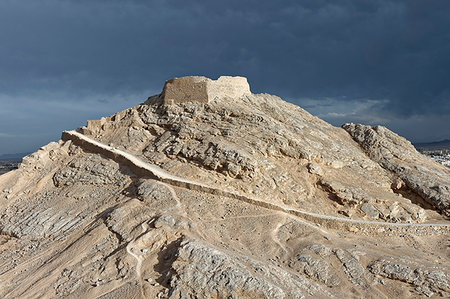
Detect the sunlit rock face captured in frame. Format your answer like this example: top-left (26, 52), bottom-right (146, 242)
top-left (0, 76), bottom-right (448, 299)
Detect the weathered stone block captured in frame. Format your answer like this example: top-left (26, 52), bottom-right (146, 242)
top-left (161, 76), bottom-right (251, 104)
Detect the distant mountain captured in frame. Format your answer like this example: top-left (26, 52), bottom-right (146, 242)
top-left (414, 139), bottom-right (450, 150)
top-left (0, 153), bottom-right (30, 161)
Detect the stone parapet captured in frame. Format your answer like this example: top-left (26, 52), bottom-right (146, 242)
top-left (161, 76), bottom-right (251, 104)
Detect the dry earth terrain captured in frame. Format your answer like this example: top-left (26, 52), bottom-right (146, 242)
top-left (0, 76), bottom-right (449, 298)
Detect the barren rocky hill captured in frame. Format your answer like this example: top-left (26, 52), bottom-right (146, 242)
top-left (0, 76), bottom-right (448, 298)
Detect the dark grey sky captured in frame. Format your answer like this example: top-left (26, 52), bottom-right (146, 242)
top-left (1, 0), bottom-right (449, 155)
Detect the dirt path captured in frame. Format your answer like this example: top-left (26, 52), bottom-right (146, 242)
top-left (63, 130), bottom-right (450, 234)
top-left (125, 222), bottom-right (150, 298)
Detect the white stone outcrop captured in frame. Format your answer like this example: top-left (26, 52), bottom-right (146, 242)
top-left (161, 76), bottom-right (251, 104)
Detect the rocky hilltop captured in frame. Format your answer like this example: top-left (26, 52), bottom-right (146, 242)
top-left (0, 76), bottom-right (449, 298)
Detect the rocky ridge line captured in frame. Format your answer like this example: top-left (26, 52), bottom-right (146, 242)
top-left (343, 123), bottom-right (450, 216)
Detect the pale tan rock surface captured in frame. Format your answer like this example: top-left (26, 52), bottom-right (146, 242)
top-left (0, 76), bottom-right (448, 298)
top-left (343, 123), bottom-right (450, 216)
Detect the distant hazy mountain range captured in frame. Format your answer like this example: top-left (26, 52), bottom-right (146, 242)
top-left (414, 139), bottom-right (450, 151)
top-left (0, 153), bottom-right (30, 161)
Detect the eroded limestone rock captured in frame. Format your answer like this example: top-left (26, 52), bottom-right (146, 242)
top-left (369, 259), bottom-right (450, 297)
top-left (0, 76), bottom-right (448, 299)
top-left (343, 123), bottom-right (450, 215)
top-left (168, 240), bottom-right (325, 299)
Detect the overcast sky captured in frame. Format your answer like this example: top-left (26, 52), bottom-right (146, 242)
top-left (0, 0), bottom-right (449, 155)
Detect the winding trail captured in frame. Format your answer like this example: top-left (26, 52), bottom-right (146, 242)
top-left (272, 218), bottom-right (289, 254)
top-left (126, 223), bottom-right (149, 281)
top-left (125, 222), bottom-right (150, 298)
top-left (62, 130), bottom-right (450, 235)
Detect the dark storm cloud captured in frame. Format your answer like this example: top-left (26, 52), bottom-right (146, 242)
top-left (0, 0), bottom-right (449, 154)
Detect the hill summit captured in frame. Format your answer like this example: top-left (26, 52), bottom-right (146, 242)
top-left (0, 76), bottom-right (449, 298)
